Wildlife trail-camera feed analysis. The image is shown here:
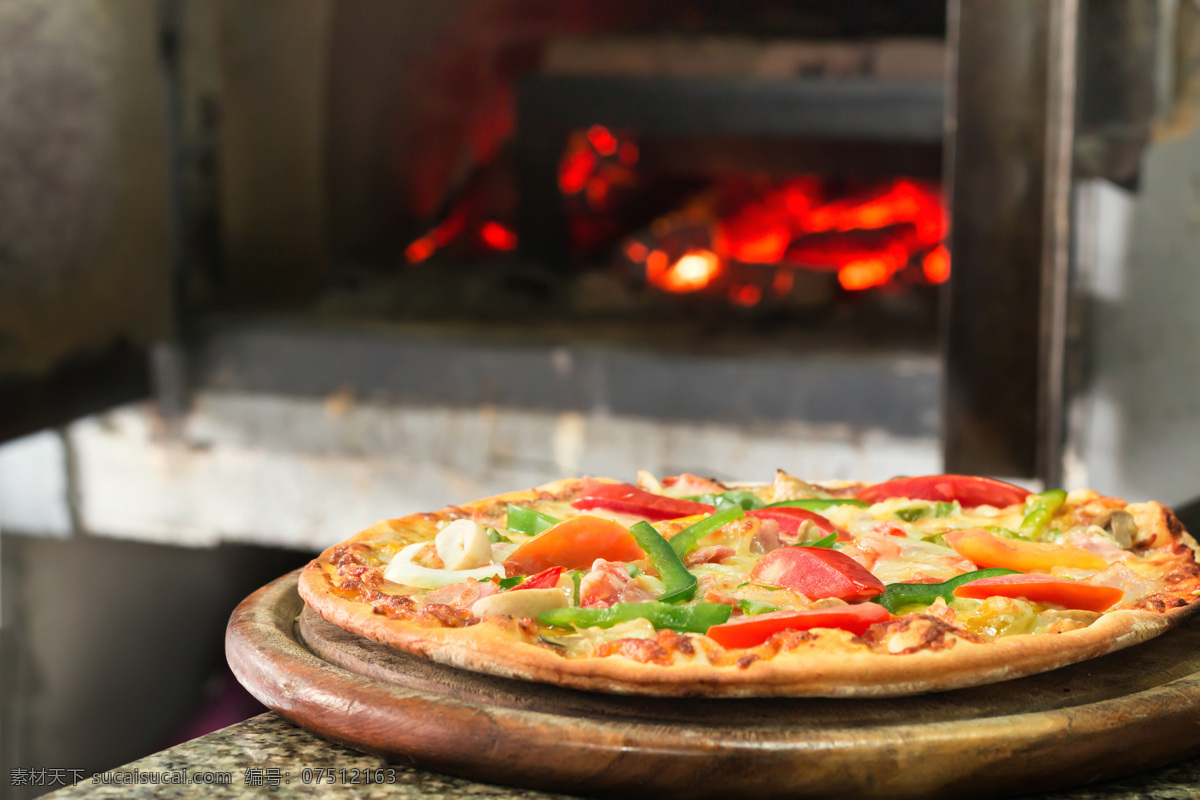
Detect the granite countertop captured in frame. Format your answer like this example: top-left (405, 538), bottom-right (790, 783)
top-left (43, 712), bottom-right (1200, 799)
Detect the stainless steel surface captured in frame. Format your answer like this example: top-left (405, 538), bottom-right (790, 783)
top-left (942, 0), bottom-right (1078, 481)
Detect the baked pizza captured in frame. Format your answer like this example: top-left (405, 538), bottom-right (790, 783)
top-left (298, 472), bottom-right (1200, 696)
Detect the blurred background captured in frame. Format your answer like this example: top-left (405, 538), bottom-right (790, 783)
top-left (2, 0), bottom-right (1200, 796)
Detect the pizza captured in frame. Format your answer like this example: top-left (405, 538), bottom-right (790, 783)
top-left (297, 472), bottom-right (1200, 697)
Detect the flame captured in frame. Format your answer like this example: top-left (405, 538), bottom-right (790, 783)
top-left (638, 176), bottom-right (948, 297)
top-left (405, 209), bottom-right (467, 264)
top-left (625, 241), bottom-right (648, 263)
top-left (587, 125), bottom-right (618, 156)
top-left (480, 221), bottom-right (518, 251)
top-left (559, 147), bottom-right (597, 195)
top-left (730, 284), bottom-right (762, 306)
top-left (922, 244), bottom-right (951, 283)
top-left (838, 258), bottom-right (894, 291)
top-left (649, 250), bottom-right (721, 293)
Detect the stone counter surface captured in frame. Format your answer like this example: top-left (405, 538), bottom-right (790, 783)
top-left (43, 712), bottom-right (1200, 799)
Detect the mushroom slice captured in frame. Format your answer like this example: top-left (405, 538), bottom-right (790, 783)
top-left (1096, 510), bottom-right (1138, 550)
top-left (472, 588), bottom-right (568, 620)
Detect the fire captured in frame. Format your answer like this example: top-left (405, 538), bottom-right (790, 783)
top-left (634, 176), bottom-right (949, 300)
top-left (586, 125), bottom-right (618, 156)
top-left (558, 126), bottom-right (638, 214)
top-left (404, 209), bottom-right (467, 264)
top-left (647, 250), bottom-right (721, 293)
top-left (480, 221), bottom-right (518, 251)
top-left (922, 244), bottom-right (951, 284)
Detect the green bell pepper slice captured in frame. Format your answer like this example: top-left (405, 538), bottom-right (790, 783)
top-left (687, 490), bottom-right (765, 511)
top-left (629, 521), bottom-right (698, 603)
top-left (506, 504), bottom-right (561, 536)
top-left (1018, 489), bottom-right (1067, 539)
top-left (872, 569), bottom-right (1023, 614)
top-left (540, 601), bottom-right (733, 634)
top-left (668, 506), bottom-right (745, 558)
top-left (737, 599), bottom-right (779, 616)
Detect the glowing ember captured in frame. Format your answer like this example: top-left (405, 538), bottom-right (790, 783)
top-left (730, 284), bottom-right (762, 306)
top-left (625, 241), bottom-right (648, 263)
top-left (922, 244), bottom-right (951, 284)
top-left (632, 175), bottom-right (948, 298)
top-left (838, 258), bottom-right (894, 291)
top-left (586, 125), bottom-right (618, 157)
top-left (559, 147), bottom-right (597, 195)
top-left (480, 221), bottom-right (518, 251)
top-left (405, 210), bottom-right (467, 264)
top-left (558, 127), bottom-right (639, 214)
top-left (651, 250), bottom-right (722, 293)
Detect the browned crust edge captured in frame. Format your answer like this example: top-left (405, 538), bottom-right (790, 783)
top-left (297, 480), bottom-right (1200, 698)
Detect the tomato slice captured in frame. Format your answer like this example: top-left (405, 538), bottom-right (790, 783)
top-left (944, 529), bottom-right (1107, 572)
top-left (511, 566), bottom-right (565, 591)
top-left (505, 516), bottom-right (644, 573)
top-left (749, 547), bottom-right (885, 601)
top-left (952, 574), bottom-right (1124, 612)
top-left (570, 480), bottom-right (715, 521)
top-left (855, 474), bottom-right (1031, 508)
top-left (706, 604), bottom-right (892, 648)
top-left (747, 507), bottom-right (849, 542)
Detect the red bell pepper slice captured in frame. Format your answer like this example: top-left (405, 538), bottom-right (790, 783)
top-left (706, 604), bottom-right (891, 648)
top-left (749, 547), bottom-right (885, 601)
top-left (570, 480), bottom-right (715, 521)
top-left (511, 566), bottom-right (565, 591)
top-left (855, 474), bottom-right (1031, 509)
top-left (747, 507), bottom-right (849, 542)
top-left (952, 573), bottom-right (1124, 612)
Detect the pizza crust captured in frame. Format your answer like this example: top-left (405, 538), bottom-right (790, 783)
top-left (297, 478), bottom-right (1200, 697)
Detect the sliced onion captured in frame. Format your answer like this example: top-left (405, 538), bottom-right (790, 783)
top-left (383, 542), bottom-right (504, 588)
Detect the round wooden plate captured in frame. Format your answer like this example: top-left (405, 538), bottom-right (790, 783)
top-left (227, 571), bottom-right (1200, 799)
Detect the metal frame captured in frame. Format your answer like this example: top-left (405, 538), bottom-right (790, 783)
top-left (942, 0), bottom-right (1080, 483)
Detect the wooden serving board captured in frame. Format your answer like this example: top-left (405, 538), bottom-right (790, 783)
top-left (227, 571), bottom-right (1200, 799)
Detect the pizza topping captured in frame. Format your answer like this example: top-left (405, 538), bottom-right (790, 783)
top-left (684, 546), bottom-right (738, 567)
top-left (855, 474), bottom-right (1032, 509)
top-left (629, 521), bottom-right (699, 603)
top-left (510, 566), bottom-right (566, 591)
top-left (472, 588), bottom-right (569, 620)
top-left (1084, 562), bottom-right (1160, 605)
top-left (665, 506), bottom-right (745, 557)
top-left (423, 579), bottom-right (499, 611)
top-left (570, 479), bottom-right (715, 521)
top-left (505, 515), bottom-right (644, 573)
top-left (540, 601), bottom-right (734, 634)
top-left (944, 529), bottom-right (1108, 572)
top-left (771, 470), bottom-right (835, 501)
top-left (768, 498), bottom-right (868, 512)
top-left (747, 507), bottom-right (846, 544)
top-left (953, 573), bottom-right (1125, 612)
top-left (706, 604), bottom-right (892, 649)
top-left (505, 503), bottom-right (561, 536)
top-left (749, 546), bottom-right (886, 601)
top-left (1095, 509), bottom-right (1138, 549)
top-left (434, 519), bottom-right (495, 571)
top-left (579, 559), bottom-right (657, 608)
top-left (660, 473), bottom-right (728, 497)
top-left (1018, 489), bottom-right (1068, 539)
top-left (384, 542), bottom-right (506, 588)
top-left (872, 568), bottom-right (1022, 614)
